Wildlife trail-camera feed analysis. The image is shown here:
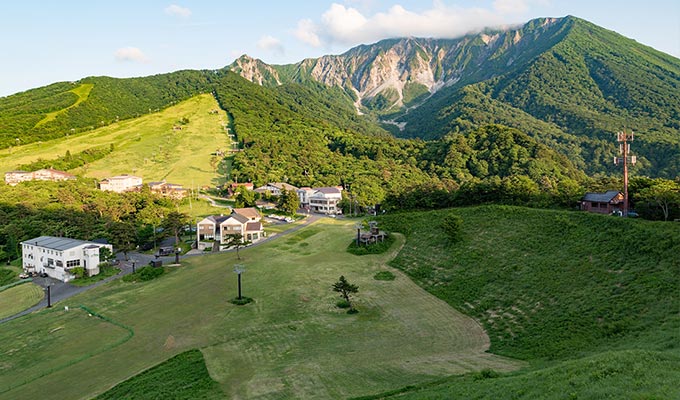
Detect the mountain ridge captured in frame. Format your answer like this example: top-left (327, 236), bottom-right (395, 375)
top-left (226, 15), bottom-right (679, 178)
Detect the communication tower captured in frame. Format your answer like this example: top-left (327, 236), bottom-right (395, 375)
top-left (614, 129), bottom-right (636, 216)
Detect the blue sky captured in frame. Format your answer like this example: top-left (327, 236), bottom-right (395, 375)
top-left (1, 0), bottom-right (678, 97)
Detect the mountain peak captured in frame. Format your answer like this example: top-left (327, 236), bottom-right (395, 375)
top-left (228, 54), bottom-right (281, 86)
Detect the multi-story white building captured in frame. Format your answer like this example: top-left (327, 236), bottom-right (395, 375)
top-left (99, 174), bottom-right (143, 193)
top-left (20, 236), bottom-right (113, 282)
top-left (309, 187), bottom-right (343, 215)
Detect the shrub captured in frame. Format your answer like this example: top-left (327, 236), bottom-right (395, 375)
top-left (123, 266), bottom-right (164, 282)
top-left (473, 369), bottom-right (499, 380)
top-left (230, 296), bottom-right (253, 305)
top-left (336, 299), bottom-right (351, 309)
top-left (70, 267), bottom-right (85, 279)
top-left (441, 213), bottom-right (463, 242)
top-left (373, 271), bottom-right (396, 281)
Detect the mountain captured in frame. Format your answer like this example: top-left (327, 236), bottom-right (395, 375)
top-left (227, 16), bottom-right (680, 178)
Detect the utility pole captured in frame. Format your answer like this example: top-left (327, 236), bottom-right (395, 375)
top-left (614, 129), bottom-right (637, 216)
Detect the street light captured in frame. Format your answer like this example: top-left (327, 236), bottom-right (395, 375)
top-left (355, 223), bottom-right (363, 246)
top-left (175, 247), bottom-right (181, 264)
top-left (233, 264), bottom-right (245, 300)
top-left (45, 282), bottom-right (52, 308)
top-left (130, 259), bottom-right (137, 274)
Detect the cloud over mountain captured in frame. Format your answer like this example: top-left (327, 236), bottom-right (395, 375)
top-left (293, 1), bottom-right (542, 47)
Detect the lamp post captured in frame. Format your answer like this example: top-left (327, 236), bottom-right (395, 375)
top-left (233, 264), bottom-right (245, 300)
top-left (355, 223), bottom-right (362, 246)
top-left (131, 259), bottom-right (136, 274)
top-left (45, 282), bottom-right (52, 308)
top-left (175, 247), bottom-right (181, 264)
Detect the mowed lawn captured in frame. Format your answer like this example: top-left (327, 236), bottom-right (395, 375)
top-left (0, 283), bottom-right (43, 320)
top-left (0, 219), bottom-right (520, 400)
top-left (0, 93), bottom-right (229, 188)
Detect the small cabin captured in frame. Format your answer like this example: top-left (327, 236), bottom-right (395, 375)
top-left (581, 191), bottom-right (624, 215)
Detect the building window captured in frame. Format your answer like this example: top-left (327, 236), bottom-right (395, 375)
top-left (66, 260), bottom-right (80, 268)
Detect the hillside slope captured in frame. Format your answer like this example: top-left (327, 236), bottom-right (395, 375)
top-left (368, 205), bottom-right (680, 398)
top-left (0, 70), bottom-right (215, 149)
top-left (0, 94), bottom-right (230, 188)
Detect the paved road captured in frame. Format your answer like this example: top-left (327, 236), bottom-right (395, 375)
top-left (0, 213), bottom-right (325, 324)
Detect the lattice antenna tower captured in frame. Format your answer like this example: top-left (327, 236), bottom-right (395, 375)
top-left (614, 129), bottom-right (637, 216)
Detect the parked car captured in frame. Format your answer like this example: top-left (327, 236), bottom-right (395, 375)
top-left (19, 273), bottom-right (29, 279)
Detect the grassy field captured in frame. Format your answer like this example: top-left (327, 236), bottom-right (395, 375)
top-left (0, 282), bottom-right (43, 319)
top-left (0, 93), bottom-right (229, 188)
top-left (0, 307), bottom-right (131, 395)
top-left (0, 219), bottom-right (519, 400)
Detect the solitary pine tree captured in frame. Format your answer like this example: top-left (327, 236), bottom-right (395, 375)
top-left (222, 233), bottom-right (252, 260)
top-left (333, 275), bottom-right (359, 313)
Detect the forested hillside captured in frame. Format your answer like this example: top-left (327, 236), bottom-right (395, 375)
top-left (227, 16), bottom-right (680, 179)
top-left (210, 73), bottom-right (587, 207)
top-left (392, 17), bottom-right (680, 178)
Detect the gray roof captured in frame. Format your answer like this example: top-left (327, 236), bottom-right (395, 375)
top-left (583, 190), bottom-right (621, 202)
top-left (228, 213), bottom-right (251, 224)
top-left (315, 187), bottom-right (341, 194)
top-left (20, 236), bottom-right (101, 251)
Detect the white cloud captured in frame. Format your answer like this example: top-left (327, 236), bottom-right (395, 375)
top-left (257, 35), bottom-right (285, 55)
top-left (114, 47), bottom-right (150, 63)
top-left (294, 19), bottom-right (322, 47)
top-left (164, 4), bottom-right (192, 18)
top-left (293, 1), bottom-right (534, 48)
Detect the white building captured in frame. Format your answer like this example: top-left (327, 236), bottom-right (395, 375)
top-left (20, 236), bottom-right (113, 282)
top-left (5, 168), bottom-right (76, 186)
top-left (99, 174), bottom-right (143, 193)
top-left (309, 187), bottom-right (343, 215)
top-left (296, 187), bottom-right (315, 208)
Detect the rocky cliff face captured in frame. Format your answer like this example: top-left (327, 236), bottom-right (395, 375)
top-left (229, 55), bottom-right (282, 86)
top-left (227, 17), bottom-right (564, 112)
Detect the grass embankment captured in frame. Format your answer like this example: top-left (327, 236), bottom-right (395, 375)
top-left (0, 283), bottom-right (43, 319)
top-left (0, 93), bottom-right (229, 188)
top-left (94, 350), bottom-right (223, 400)
top-left (371, 205), bottom-right (680, 398)
top-left (0, 219), bottom-right (518, 400)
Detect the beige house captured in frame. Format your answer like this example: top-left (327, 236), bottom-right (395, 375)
top-left (5, 168), bottom-right (76, 186)
top-left (148, 181), bottom-right (187, 199)
top-left (99, 174), bottom-right (142, 193)
top-left (196, 208), bottom-right (263, 250)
